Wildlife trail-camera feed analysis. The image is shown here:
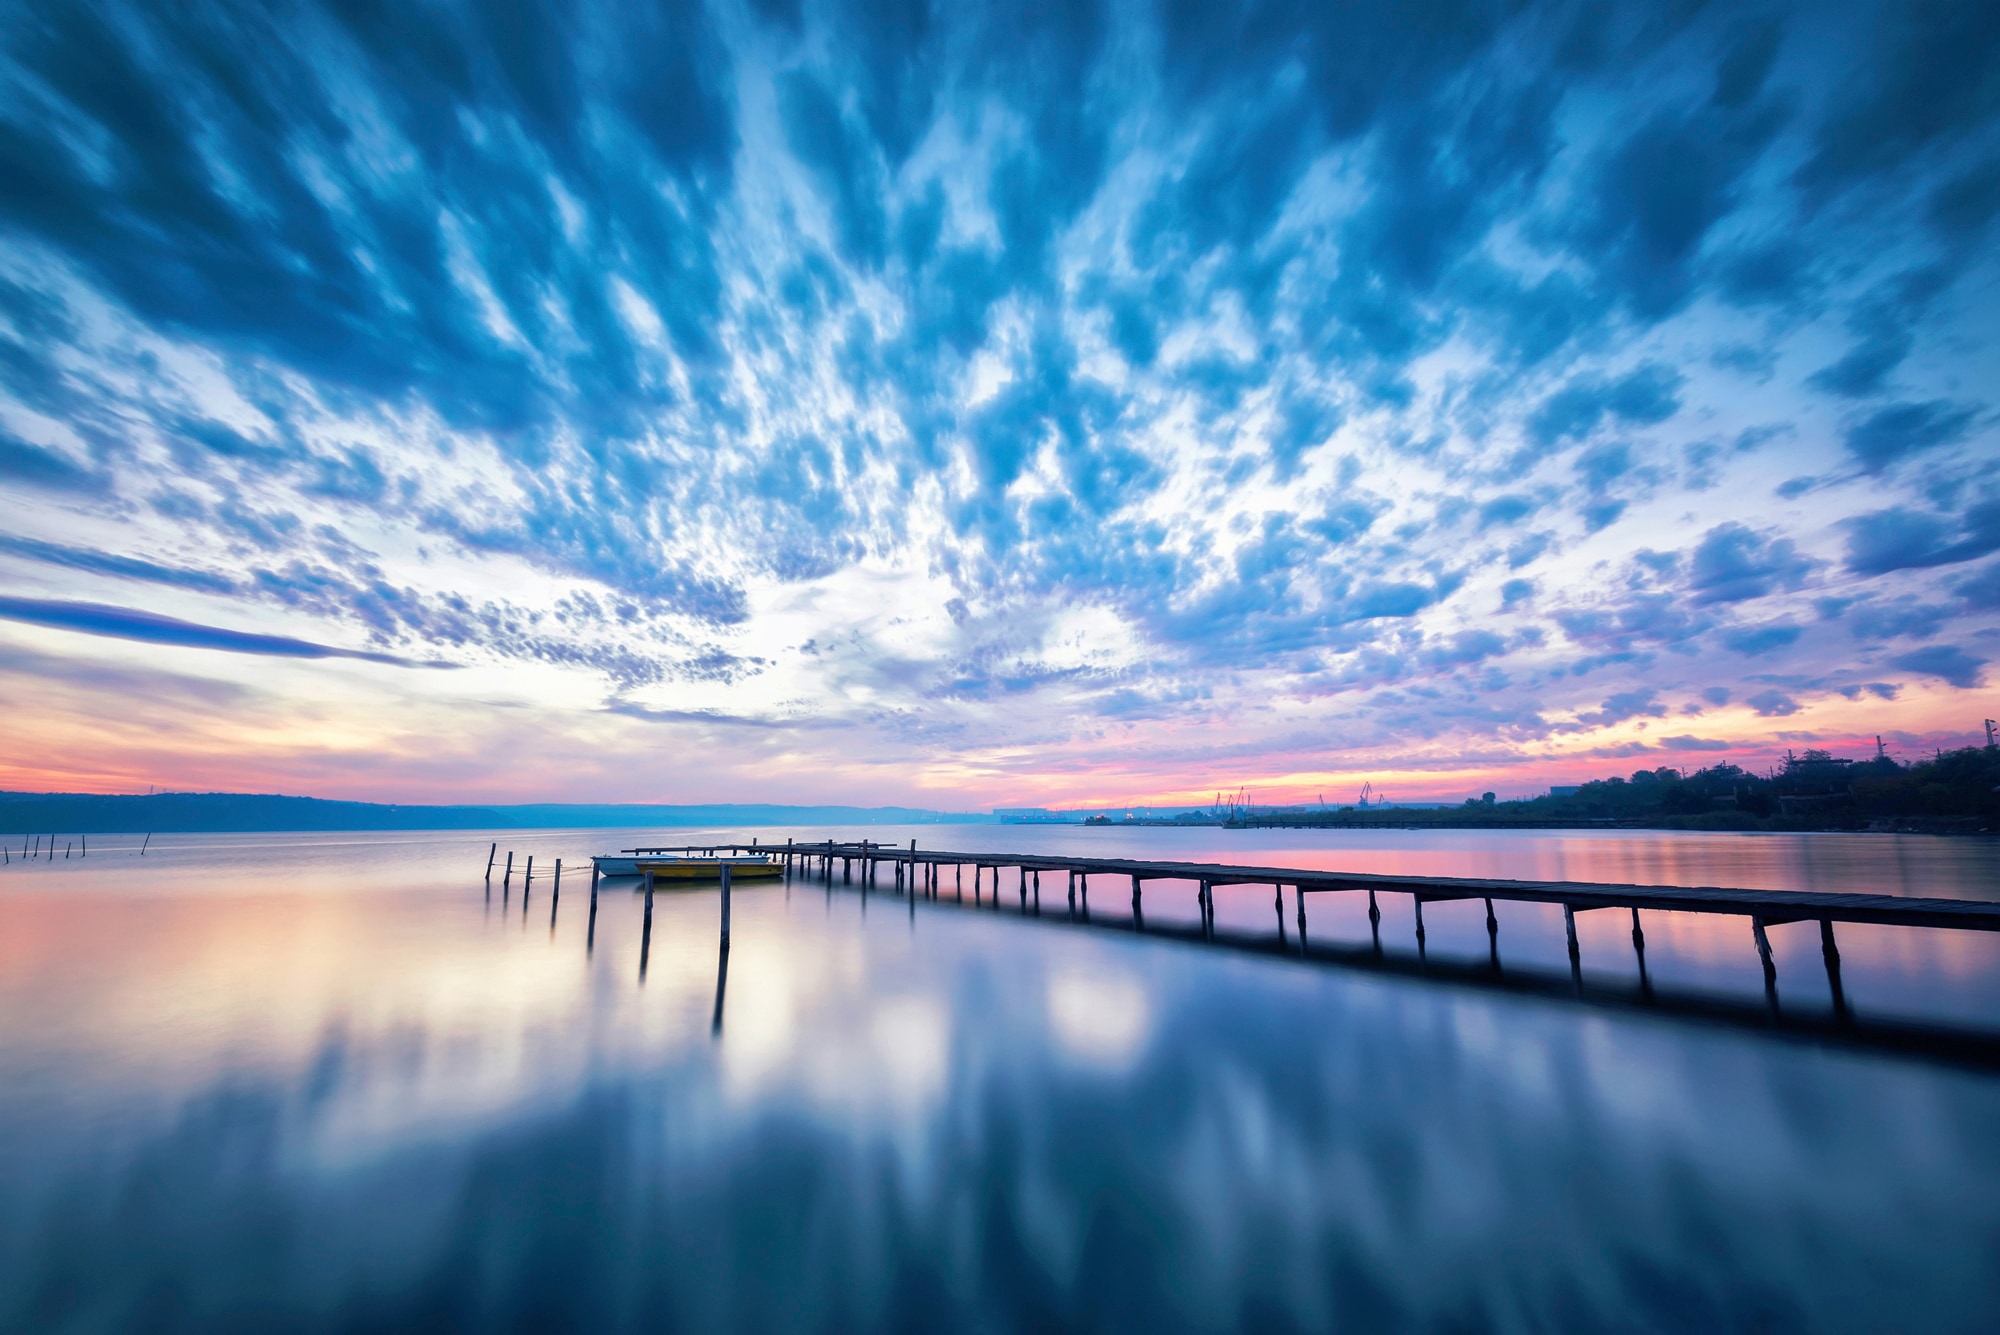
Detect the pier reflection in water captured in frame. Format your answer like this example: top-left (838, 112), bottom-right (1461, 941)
top-left (1, 827), bottom-right (1998, 1329)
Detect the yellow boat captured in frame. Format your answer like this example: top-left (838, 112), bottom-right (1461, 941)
top-left (631, 856), bottom-right (783, 882)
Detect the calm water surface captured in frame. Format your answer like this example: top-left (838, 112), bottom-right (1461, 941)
top-left (2, 826), bottom-right (1998, 1331)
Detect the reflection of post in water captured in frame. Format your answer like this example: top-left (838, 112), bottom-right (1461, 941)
top-left (1821, 919), bottom-right (1850, 1023)
top-left (711, 939), bottom-right (730, 1038)
top-left (1752, 915), bottom-right (1779, 1016)
top-left (639, 870), bottom-right (654, 983)
top-left (1631, 907), bottom-right (1652, 1001)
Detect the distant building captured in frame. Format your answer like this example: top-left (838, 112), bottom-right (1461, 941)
top-left (1549, 785), bottom-right (1581, 798)
top-left (994, 807), bottom-right (1068, 823)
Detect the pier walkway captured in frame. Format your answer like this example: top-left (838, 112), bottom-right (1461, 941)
top-left (613, 837), bottom-right (2000, 1066)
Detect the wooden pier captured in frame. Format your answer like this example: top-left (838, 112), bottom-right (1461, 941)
top-left (629, 837), bottom-right (2000, 935)
top-left (602, 837), bottom-right (2000, 1067)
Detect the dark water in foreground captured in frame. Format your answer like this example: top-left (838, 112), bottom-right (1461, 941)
top-left (2, 827), bottom-right (1998, 1331)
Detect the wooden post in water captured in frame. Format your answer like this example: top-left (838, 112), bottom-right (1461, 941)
top-left (141, 833), bottom-right (151, 856)
top-left (720, 861), bottom-right (732, 948)
top-left (1820, 919), bottom-right (1848, 1021)
top-left (1485, 898), bottom-right (1499, 970)
top-left (504, 851), bottom-right (514, 888)
top-left (523, 856), bottom-right (533, 914)
top-left (1630, 906), bottom-right (1650, 998)
top-left (80, 834), bottom-right (86, 857)
top-left (485, 842), bottom-right (497, 880)
top-left (1564, 904), bottom-right (1581, 991)
top-left (1067, 869), bottom-right (1076, 912)
top-left (1413, 896), bottom-right (1426, 953)
top-left (1367, 888), bottom-right (1382, 954)
top-left (1032, 869), bottom-right (1040, 913)
top-left (1751, 916), bottom-right (1779, 1014)
top-left (550, 859), bottom-right (562, 928)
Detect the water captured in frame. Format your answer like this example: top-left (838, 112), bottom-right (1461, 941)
top-left (2, 826), bottom-right (1998, 1330)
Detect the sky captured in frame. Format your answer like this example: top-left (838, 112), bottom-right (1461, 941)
top-left (1, 0), bottom-right (1997, 809)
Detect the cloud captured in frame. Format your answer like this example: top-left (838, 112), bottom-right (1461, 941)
top-left (1719, 623), bottom-right (1802, 656)
top-left (0, 596), bottom-right (448, 668)
top-left (1951, 560), bottom-right (2000, 609)
top-left (1842, 502), bottom-right (2000, 574)
top-left (1746, 690), bottom-right (1800, 717)
top-left (1842, 400), bottom-right (1981, 470)
top-left (0, 431), bottom-right (96, 491)
top-left (1686, 523), bottom-right (1814, 604)
top-left (1659, 735), bottom-right (1733, 751)
top-left (1527, 363), bottom-right (1683, 447)
top-left (0, 0), bottom-right (1997, 801)
top-left (1891, 644), bottom-right (1987, 689)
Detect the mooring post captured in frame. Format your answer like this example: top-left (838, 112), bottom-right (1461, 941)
top-left (504, 851), bottom-right (514, 888)
top-left (1295, 886), bottom-right (1307, 946)
top-left (1564, 904), bottom-right (1582, 991)
top-left (1751, 915), bottom-right (1776, 977)
top-left (1067, 869), bottom-right (1076, 912)
top-left (1485, 897), bottom-right (1499, 970)
top-left (1131, 873), bottom-right (1142, 916)
top-left (523, 856), bottom-right (534, 913)
top-left (1413, 896), bottom-right (1426, 955)
top-left (80, 834), bottom-right (86, 858)
top-left (1820, 919), bottom-right (1848, 1022)
top-left (551, 859), bottom-right (562, 921)
top-left (1019, 866), bottom-right (1027, 910)
top-left (485, 842), bottom-right (497, 880)
top-left (720, 862), bottom-right (732, 947)
top-left (1032, 869), bottom-right (1040, 913)
top-left (1751, 916), bottom-right (1779, 1014)
top-left (141, 833), bottom-right (150, 856)
top-left (1367, 888), bottom-right (1382, 954)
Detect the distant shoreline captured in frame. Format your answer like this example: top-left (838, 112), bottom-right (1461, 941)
top-left (0, 790), bottom-right (992, 836)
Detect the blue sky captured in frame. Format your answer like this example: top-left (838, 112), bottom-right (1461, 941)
top-left (1, 0), bottom-right (1996, 805)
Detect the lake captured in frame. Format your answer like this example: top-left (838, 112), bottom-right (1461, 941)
top-left (2, 826), bottom-right (1998, 1330)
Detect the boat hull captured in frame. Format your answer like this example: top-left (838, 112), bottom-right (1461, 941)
top-left (592, 856), bottom-right (783, 881)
